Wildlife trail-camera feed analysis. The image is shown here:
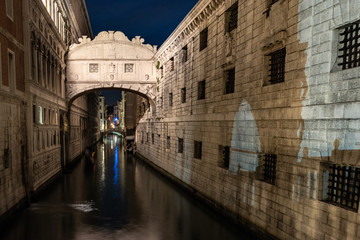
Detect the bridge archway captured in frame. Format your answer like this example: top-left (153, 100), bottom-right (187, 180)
top-left (66, 31), bottom-right (158, 105)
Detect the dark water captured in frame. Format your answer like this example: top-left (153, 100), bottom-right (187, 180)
top-left (2, 136), bottom-right (261, 240)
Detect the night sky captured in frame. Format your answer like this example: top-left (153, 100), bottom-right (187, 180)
top-left (85, 0), bottom-right (199, 106)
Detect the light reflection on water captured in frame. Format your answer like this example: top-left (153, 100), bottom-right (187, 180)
top-left (1, 136), bottom-right (262, 240)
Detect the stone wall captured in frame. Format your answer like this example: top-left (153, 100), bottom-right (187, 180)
top-left (136, 0), bottom-right (360, 239)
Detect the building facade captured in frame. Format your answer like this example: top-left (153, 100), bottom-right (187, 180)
top-left (136, 0), bottom-right (360, 239)
top-left (0, 0), bottom-right (27, 221)
top-left (1, 0), bottom-right (97, 222)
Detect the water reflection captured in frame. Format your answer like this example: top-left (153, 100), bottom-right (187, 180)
top-left (1, 135), bottom-right (261, 240)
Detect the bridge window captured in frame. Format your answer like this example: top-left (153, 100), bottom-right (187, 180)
top-left (198, 80), bottom-right (205, 100)
top-left (181, 88), bottom-right (186, 103)
top-left (218, 145), bottom-right (230, 169)
top-left (225, 2), bottom-right (238, 33)
top-left (178, 138), bottom-right (184, 153)
top-left (194, 141), bottom-right (202, 159)
top-left (199, 27), bottom-right (208, 51)
top-left (125, 63), bottom-right (134, 73)
top-left (89, 63), bottom-right (98, 73)
top-left (169, 93), bottom-right (173, 106)
top-left (224, 68), bottom-right (235, 94)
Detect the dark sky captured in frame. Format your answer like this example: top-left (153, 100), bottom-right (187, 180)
top-left (85, 0), bottom-right (198, 105)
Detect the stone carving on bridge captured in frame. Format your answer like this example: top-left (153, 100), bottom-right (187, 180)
top-left (66, 31), bottom-right (158, 105)
top-left (109, 63), bottom-right (116, 73)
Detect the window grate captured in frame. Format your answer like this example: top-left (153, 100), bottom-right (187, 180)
top-left (327, 164), bottom-right (360, 211)
top-left (268, 48), bottom-right (286, 84)
top-left (194, 141), bottom-right (202, 159)
top-left (225, 68), bottom-right (235, 94)
top-left (89, 63), bottom-right (98, 73)
top-left (226, 2), bottom-right (238, 33)
top-left (338, 21), bottom-right (360, 70)
top-left (263, 154), bottom-right (277, 185)
top-left (200, 28), bottom-right (208, 51)
top-left (198, 80), bottom-right (205, 100)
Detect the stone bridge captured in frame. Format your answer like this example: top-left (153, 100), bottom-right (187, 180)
top-left (66, 31), bottom-right (158, 104)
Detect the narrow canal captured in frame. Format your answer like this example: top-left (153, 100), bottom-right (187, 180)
top-left (2, 135), bottom-right (262, 240)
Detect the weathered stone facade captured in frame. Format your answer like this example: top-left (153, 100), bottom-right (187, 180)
top-left (0, 0), bottom-right (27, 221)
top-left (1, 0), bottom-right (97, 222)
top-left (23, 0), bottom-right (95, 195)
top-left (136, 0), bottom-right (360, 239)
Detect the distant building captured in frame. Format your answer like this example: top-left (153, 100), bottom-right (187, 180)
top-left (99, 95), bottom-right (105, 131)
top-left (118, 95), bottom-right (125, 131)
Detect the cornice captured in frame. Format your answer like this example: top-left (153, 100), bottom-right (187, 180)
top-left (155, 0), bottom-right (225, 63)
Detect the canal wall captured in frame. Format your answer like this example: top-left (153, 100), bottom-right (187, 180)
top-left (136, 0), bottom-right (360, 239)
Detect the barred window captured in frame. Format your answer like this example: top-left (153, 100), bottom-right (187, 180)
top-left (178, 138), bottom-right (184, 153)
top-left (325, 164), bottom-right (360, 211)
top-left (199, 28), bottom-right (208, 51)
top-left (89, 63), bottom-right (98, 73)
top-left (263, 154), bottom-right (277, 185)
top-left (218, 145), bottom-right (230, 169)
top-left (169, 93), bottom-right (173, 106)
top-left (267, 48), bottom-right (286, 85)
top-left (338, 21), bottom-right (360, 70)
top-left (181, 88), bottom-right (186, 103)
top-left (225, 68), bottom-right (235, 94)
top-left (182, 45), bottom-right (188, 63)
top-left (194, 141), bottom-right (202, 159)
top-left (198, 80), bottom-right (205, 100)
top-left (225, 2), bottom-right (238, 33)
